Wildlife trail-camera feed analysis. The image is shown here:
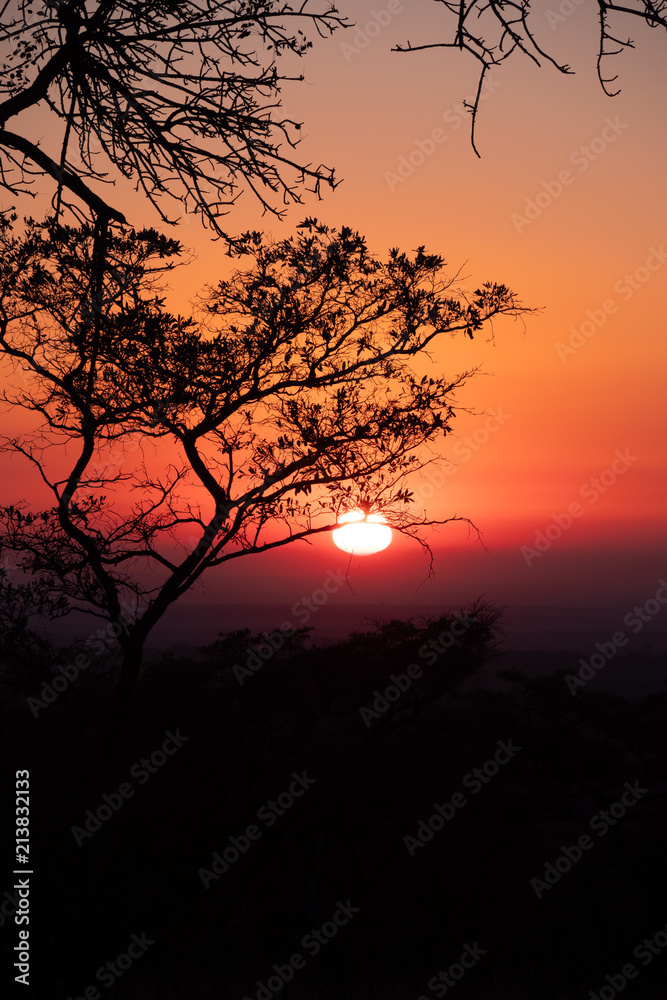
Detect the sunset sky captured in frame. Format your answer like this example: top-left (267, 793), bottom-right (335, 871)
top-left (2, 0), bottom-right (666, 625)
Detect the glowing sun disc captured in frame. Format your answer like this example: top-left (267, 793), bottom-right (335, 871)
top-left (332, 509), bottom-right (393, 555)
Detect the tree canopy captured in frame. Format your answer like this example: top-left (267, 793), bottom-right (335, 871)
top-left (0, 214), bottom-right (529, 699)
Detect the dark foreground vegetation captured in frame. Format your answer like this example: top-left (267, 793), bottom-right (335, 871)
top-left (2, 601), bottom-right (667, 999)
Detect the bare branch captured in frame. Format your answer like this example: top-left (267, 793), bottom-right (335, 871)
top-left (393, 0), bottom-right (666, 153)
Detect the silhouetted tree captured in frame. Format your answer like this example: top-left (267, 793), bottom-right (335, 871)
top-left (0, 0), bottom-right (348, 232)
top-left (394, 0), bottom-right (667, 154)
top-left (0, 214), bottom-right (529, 706)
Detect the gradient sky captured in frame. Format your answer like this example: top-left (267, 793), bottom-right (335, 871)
top-left (2, 0), bottom-right (666, 622)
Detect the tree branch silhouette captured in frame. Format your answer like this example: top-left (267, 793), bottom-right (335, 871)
top-left (393, 0), bottom-right (667, 155)
top-left (0, 0), bottom-right (349, 234)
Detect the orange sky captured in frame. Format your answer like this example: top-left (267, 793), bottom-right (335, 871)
top-left (2, 0), bottom-right (666, 617)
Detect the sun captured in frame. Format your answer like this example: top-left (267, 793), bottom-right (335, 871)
top-left (332, 509), bottom-right (393, 555)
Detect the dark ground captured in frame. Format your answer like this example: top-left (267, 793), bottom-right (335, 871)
top-left (2, 600), bottom-right (667, 999)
